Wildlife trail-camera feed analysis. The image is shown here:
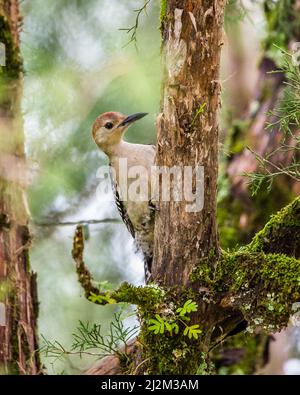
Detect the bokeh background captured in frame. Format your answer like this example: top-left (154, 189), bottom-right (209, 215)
top-left (20, 0), bottom-right (300, 374)
top-left (21, 0), bottom-right (160, 374)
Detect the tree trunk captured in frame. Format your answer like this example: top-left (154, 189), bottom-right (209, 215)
top-left (153, 0), bottom-right (225, 286)
top-left (141, 0), bottom-right (227, 374)
top-left (0, 0), bottom-right (40, 374)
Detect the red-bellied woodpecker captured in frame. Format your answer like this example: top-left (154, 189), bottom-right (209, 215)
top-left (92, 111), bottom-right (155, 282)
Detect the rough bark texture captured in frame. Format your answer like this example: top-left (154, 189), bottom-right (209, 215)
top-left (0, 0), bottom-right (40, 374)
top-left (138, 0), bottom-right (232, 374)
top-left (153, 0), bottom-right (225, 286)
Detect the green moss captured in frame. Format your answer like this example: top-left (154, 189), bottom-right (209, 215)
top-left (218, 181), bottom-right (298, 251)
top-left (196, 352), bottom-right (215, 375)
top-left (0, 14), bottom-right (23, 115)
top-left (137, 197), bottom-right (300, 373)
top-left (8, 290), bottom-right (20, 374)
top-left (160, 0), bottom-right (167, 27)
top-left (191, 249), bottom-right (300, 331)
top-left (229, 119), bottom-right (251, 155)
top-left (112, 282), bottom-right (164, 309)
top-left (248, 196), bottom-right (300, 254)
top-left (118, 286), bottom-right (208, 374)
top-left (0, 15), bottom-right (22, 80)
top-left (0, 280), bottom-right (11, 302)
top-left (190, 258), bottom-right (214, 284)
top-left (139, 325), bottom-right (203, 374)
top-left (263, 0), bottom-right (300, 54)
top-left (218, 196), bottom-right (245, 249)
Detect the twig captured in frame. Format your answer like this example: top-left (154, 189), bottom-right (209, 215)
top-left (71, 225), bottom-right (100, 299)
top-left (247, 146), bottom-right (300, 182)
top-left (71, 225), bottom-right (163, 306)
top-left (119, 0), bottom-right (151, 47)
top-left (33, 218), bottom-right (120, 227)
top-left (132, 357), bottom-right (151, 375)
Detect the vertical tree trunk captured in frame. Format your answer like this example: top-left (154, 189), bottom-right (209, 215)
top-left (0, 0), bottom-right (40, 374)
top-left (138, 0), bottom-right (228, 374)
top-left (153, 1), bottom-right (225, 286)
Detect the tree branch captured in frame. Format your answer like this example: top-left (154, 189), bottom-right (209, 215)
top-left (247, 196), bottom-right (300, 258)
top-left (76, 196), bottom-right (300, 375)
top-left (119, 0), bottom-right (151, 46)
top-left (71, 225), bottom-right (163, 306)
top-left (192, 196), bottom-right (300, 332)
top-left (34, 218), bottom-right (120, 227)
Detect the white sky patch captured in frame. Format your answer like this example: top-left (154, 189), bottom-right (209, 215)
top-left (56, 0), bottom-right (136, 70)
top-left (60, 26), bottom-right (103, 70)
top-left (283, 359), bottom-right (300, 375)
top-left (51, 195), bottom-right (70, 213)
top-left (24, 111), bottom-right (80, 155)
top-left (94, 0), bottom-right (133, 32)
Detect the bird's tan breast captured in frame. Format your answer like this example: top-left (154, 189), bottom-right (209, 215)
top-left (110, 143), bottom-right (155, 229)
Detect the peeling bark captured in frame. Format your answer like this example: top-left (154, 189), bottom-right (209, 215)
top-left (153, 0), bottom-right (225, 286)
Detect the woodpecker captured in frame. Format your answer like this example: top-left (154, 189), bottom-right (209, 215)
top-left (92, 111), bottom-right (155, 282)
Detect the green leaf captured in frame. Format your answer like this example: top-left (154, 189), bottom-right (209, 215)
top-left (165, 322), bottom-right (179, 334)
top-left (183, 325), bottom-right (202, 340)
top-left (88, 292), bottom-right (116, 304)
top-left (191, 103), bottom-right (207, 126)
top-left (183, 300), bottom-right (198, 313)
top-left (176, 300), bottom-right (198, 318)
top-left (148, 315), bottom-right (165, 334)
top-left (155, 314), bottom-right (165, 323)
top-left (172, 323), bottom-right (179, 334)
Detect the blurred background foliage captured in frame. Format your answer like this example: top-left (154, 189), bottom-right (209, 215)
top-left (20, 0), bottom-right (299, 374)
top-left (21, 0), bottom-right (160, 374)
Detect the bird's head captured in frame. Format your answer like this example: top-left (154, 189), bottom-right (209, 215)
top-left (92, 111), bottom-right (148, 154)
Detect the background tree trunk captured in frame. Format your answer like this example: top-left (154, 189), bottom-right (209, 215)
top-left (0, 0), bottom-right (40, 374)
top-left (220, 0), bottom-right (300, 248)
top-left (216, 0), bottom-right (300, 373)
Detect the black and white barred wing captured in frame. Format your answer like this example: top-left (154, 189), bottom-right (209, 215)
top-left (109, 165), bottom-right (135, 238)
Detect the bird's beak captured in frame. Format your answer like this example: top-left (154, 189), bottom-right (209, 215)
top-left (118, 112), bottom-right (148, 127)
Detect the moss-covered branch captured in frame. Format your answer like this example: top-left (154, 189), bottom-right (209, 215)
top-left (72, 195), bottom-right (300, 374)
top-left (72, 225), bottom-right (163, 307)
top-left (218, 251), bottom-right (299, 331)
top-left (247, 196), bottom-right (300, 258)
top-left (73, 198), bottom-right (300, 331)
top-left (192, 197), bottom-right (300, 332)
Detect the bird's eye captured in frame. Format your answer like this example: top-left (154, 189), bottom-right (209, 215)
top-left (104, 122), bottom-right (114, 130)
